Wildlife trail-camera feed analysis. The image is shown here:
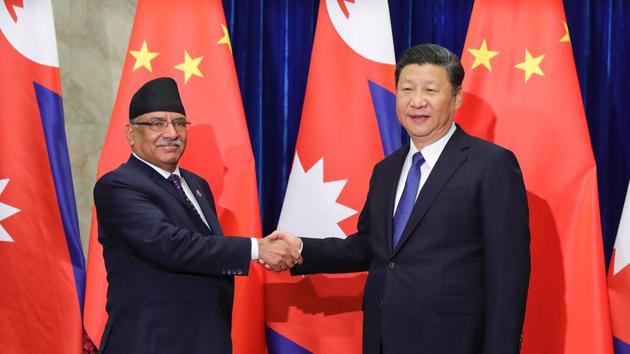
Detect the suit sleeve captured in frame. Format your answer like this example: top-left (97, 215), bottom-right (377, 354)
top-left (94, 174), bottom-right (251, 276)
top-left (480, 149), bottom-right (531, 354)
top-left (293, 233), bottom-right (371, 275)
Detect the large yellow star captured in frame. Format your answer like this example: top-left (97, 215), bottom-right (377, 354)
top-left (560, 21), bottom-right (570, 43)
top-left (129, 40), bottom-right (159, 72)
top-left (514, 49), bottom-right (545, 83)
top-left (174, 50), bottom-right (204, 83)
top-left (217, 24), bottom-right (232, 53)
top-left (467, 39), bottom-right (499, 71)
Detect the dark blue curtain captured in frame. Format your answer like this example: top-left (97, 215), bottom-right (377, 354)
top-left (224, 0), bottom-right (630, 266)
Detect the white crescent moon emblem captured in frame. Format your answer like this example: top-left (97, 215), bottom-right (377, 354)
top-left (326, 0), bottom-right (395, 65)
top-left (0, 0), bottom-right (59, 67)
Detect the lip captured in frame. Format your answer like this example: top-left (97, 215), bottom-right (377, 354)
top-left (157, 145), bottom-right (180, 152)
top-left (409, 114), bottom-right (430, 121)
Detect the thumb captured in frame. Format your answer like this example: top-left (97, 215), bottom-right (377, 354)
top-left (268, 231), bottom-right (283, 240)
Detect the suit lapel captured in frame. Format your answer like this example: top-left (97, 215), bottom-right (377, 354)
top-left (180, 170), bottom-right (223, 236)
top-left (128, 156), bottom-right (218, 234)
top-left (128, 155), bottom-right (190, 207)
top-left (391, 128), bottom-right (471, 256)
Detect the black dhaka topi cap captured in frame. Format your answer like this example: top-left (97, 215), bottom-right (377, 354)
top-left (129, 77), bottom-right (186, 120)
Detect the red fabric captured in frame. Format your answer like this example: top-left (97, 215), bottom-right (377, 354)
top-left (82, 1), bottom-right (265, 352)
top-left (0, 5), bottom-right (82, 354)
top-left (456, 1), bottom-right (613, 353)
top-left (264, 1), bottom-right (395, 352)
top-left (609, 250), bottom-right (630, 346)
top-left (608, 183), bottom-right (630, 347)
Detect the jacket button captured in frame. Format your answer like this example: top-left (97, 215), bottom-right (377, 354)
top-left (388, 262), bottom-right (395, 269)
top-left (378, 300), bottom-right (384, 309)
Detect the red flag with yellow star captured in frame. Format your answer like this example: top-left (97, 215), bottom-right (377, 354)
top-left (456, 0), bottom-right (613, 353)
top-left (83, 1), bottom-right (266, 352)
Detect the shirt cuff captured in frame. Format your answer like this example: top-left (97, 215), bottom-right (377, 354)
top-left (250, 238), bottom-right (259, 260)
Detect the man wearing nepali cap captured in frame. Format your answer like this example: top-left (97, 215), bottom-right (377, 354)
top-left (93, 77), bottom-right (300, 353)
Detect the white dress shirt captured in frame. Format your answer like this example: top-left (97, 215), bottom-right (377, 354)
top-left (393, 124), bottom-right (457, 215)
top-left (132, 153), bottom-right (259, 259)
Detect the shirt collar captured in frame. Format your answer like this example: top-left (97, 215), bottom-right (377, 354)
top-left (132, 152), bottom-right (181, 179)
top-left (407, 123), bottom-right (457, 168)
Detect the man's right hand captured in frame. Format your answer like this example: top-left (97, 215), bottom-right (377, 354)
top-left (268, 230), bottom-right (302, 254)
top-left (257, 235), bottom-right (302, 272)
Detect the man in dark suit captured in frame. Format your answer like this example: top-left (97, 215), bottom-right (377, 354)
top-left (271, 44), bottom-right (530, 354)
top-left (94, 77), bottom-right (299, 353)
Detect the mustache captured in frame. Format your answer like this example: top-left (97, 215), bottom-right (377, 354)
top-left (156, 138), bottom-right (183, 147)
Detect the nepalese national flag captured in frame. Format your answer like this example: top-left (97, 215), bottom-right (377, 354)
top-left (83, 1), bottom-right (266, 352)
top-left (265, 0), bottom-right (398, 353)
top-left (456, 0), bottom-right (612, 353)
top-left (609, 181), bottom-right (630, 354)
top-left (0, 1), bottom-right (85, 353)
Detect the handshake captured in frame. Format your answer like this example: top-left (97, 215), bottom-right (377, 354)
top-left (255, 231), bottom-right (302, 272)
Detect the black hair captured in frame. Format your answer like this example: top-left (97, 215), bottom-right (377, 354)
top-left (395, 44), bottom-right (465, 90)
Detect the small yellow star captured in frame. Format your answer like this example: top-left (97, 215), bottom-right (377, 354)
top-left (129, 40), bottom-right (159, 72)
top-left (514, 49), bottom-right (545, 83)
top-left (217, 24), bottom-right (232, 53)
top-left (468, 39), bottom-right (499, 71)
top-left (174, 50), bottom-right (204, 83)
top-left (560, 21), bottom-right (570, 43)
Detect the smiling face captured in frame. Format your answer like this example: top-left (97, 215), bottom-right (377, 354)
top-left (396, 63), bottom-right (462, 150)
top-left (126, 111), bottom-right (187, 172)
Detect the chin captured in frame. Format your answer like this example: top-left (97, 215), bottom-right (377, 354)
top-left (408, 127), bottom-right (432, 137)
top-left (158, 154), bottom-right (182, 164)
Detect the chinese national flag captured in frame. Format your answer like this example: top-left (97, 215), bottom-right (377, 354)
top-left (0, 1), bottom-right (84, 353)
top-left (456, 0), bottom-right (613, 353)
top-left (83, 1), bottom-right (266, 352)
top-left (265, 0), bottom-right (398, 353)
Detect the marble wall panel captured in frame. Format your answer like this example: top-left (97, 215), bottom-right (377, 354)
top-left (53, 0), bottom-right (137, 254)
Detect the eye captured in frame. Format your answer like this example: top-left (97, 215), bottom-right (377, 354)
top-left (172, 119), bottom-right (188, 128)
top-left (149, 119), bottom-right (168, 129)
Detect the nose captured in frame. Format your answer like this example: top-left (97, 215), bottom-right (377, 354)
top-left (162, 121), bottom-right (179, 137)
top-left (410, 91), bottom-right (427, 108)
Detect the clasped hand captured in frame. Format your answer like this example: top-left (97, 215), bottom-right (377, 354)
top-left (256, 231), bottom-right (302, 272)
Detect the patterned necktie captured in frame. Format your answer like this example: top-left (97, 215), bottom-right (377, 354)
top-left (392, 152), bottom-right (425, 249)
top-left (167, 174), bottom-right (203, 221)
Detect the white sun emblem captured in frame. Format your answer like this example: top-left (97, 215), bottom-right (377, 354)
top-left (277, 153), bottom-right (357, 239)
top-left (0, 179), bottom-right (20, 242)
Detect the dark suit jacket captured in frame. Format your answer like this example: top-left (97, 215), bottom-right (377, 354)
top-left (94, 155), bottom-right (251, 354)
top-left (293, 127), bottom-right (530, 354)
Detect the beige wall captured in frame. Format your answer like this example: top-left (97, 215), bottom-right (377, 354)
top-left (52, 0), bottom-right (137, 254)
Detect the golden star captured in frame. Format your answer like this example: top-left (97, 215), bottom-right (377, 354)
top-left (514, 49), bottom-right (545, 83)
top-left (467, 39), bottom-right (499, 71)
top-left (174, 50), bottom-right (204, 83)
top-left (217, 24), bottom-right (232, 53)
top-left (129, 40), bottom-right (159, 72)
top-left (560, 21), bottom-right (570, 43)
